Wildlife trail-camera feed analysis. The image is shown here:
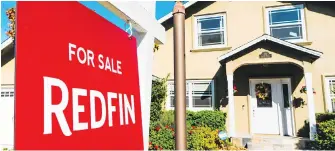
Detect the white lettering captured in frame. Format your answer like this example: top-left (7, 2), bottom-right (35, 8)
top-left (69, 43), bottom-right (76, 61)
top-left (90, 90), bottom-right (106, 129)
top-left (124, 94), bottom-right (135, 125)
top-left (87, 49), bottom-right (95, 67)
top-left (43, 77), bottom-right (72, 136)
top-left (117, 60), bottom-right (122, 75)
top-left (104, 57), bottom-right (111, 71)
top-left (77, 47), bottom-right (87, 65)
top-left (72, 88), bottom-right (88, 131)
top-left (119, 93), bottom-right (124, 125)
top-left (98, 54), bottom-right (104, 70)
top-left (111, 58), bottom-right (117, 73)
top-left (107, 92), bottom-right (117, 127)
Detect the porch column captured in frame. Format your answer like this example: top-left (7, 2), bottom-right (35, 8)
top-left (227, 74), bottom-right (236, 137)
top-left (304, 72), bottom-right (317, 140)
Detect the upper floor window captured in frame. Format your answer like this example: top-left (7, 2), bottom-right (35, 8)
top-left (325, 77), bottom-right (335, 113)
top-left (193, 13), bottom-right (227, 49)
top-left (167, 80), bottom-right (214, 111)
top-left (265, 4), bottom-right (306, 42)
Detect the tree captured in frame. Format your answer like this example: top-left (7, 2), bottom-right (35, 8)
top-left (6, 7), bottom-right (16, 39)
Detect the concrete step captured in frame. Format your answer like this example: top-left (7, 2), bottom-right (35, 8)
top-left (247, 142), bottom-right (296, 150)
top-left (246, 136), bottom-right (310, 150)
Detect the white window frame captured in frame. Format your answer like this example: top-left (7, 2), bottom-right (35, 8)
top-left (324, 76), bottom-right (335, 112)
top-left (1, 87), bottom-right (15, 98)
top-left (193, 13), bottom-right (227, 50)
top-left (265, 4), bottom-right (307, 43)
top-left (166, 80), bottom-right (215, 111)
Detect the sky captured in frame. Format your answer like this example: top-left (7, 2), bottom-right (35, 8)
top-left (1, 1), bottom-right (188, 43)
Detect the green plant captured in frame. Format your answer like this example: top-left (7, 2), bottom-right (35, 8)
top-left (187, 126), bottom-right (222, 150)
top-left (297, 113), bottom-right (335, 138)
top-left (150, 74), bottom-right (169, 122)
top-left (309, 120), bottom-right (335, 150)
top-left (159, 110), bottom-right (226, 131)
top-left (316, 113), bottom-right (335, 123)
top-left (190, 110), bottom-right (226, 131)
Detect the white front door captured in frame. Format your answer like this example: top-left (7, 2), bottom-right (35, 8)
top-left (250, 79), bottom-right (283, 135)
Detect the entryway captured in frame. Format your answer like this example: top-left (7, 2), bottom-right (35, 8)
top-left (249, 78), bottom-right (295, 136)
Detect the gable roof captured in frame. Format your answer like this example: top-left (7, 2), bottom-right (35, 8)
top-left (158, 1), bottom-right (197, 24)
top-left (217, 34), bottom-right (323, 62)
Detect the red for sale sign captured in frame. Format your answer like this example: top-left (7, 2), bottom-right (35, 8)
top-left (15, 1), bottom-right (143, 150)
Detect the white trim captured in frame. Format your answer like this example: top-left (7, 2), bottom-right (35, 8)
top-left (98, 1), bottom-right (166, 44)
top-left (158, 1), bottom-right (197, 24)
top-left (227, 74), bottom-right (235, 137)
top-left (166, 80), bottom-right (215, 111)
top-left (304, 72), bottom-right (317, 140)
top-left (1, 38), bottom-right (14, 51)
top-left (248, 78), bottom-right (295, 137)
top-left (217, 34), bottom-right (322, 62)
top-left (193, 13), bottom-right (227, 50)
top-left (264, 4), bottom-right (307, 43)
top-left (324, 76), bottom-right (335, 112)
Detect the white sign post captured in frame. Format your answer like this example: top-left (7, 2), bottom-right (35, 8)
top-left (98, 1), bottom-right (165, 150)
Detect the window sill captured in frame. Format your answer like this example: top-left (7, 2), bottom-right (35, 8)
top-left (191, 46), bottom-right (232, 52)
top-left (295, 41), bottom-right (312, 46)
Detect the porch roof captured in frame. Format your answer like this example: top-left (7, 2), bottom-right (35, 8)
top-left (217, 34), bottom-right (323, 62)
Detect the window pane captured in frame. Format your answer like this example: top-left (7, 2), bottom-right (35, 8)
top-left (270, 24), bottom-right (302, 40)
top-left (193, 96), bottom-right (212, 107)
top-left (269, 8), bottom-right (301, 25)
top-left (170, 96), bottom-right (189, 107)
top-left (199, 31), bottom-right (224, 46)
top-left (198, 16), bottom-right (222, 32)
top-left (282, 84), bottom-right (290, 108)
top-left (329, 79), bottom-right (335, 112)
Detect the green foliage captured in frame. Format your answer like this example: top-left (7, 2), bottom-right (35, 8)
top-left (297, 113), bottom-right (335, 138)
top-left (190, 110), bottom-right (226, 131)
top-left (308, 120), bottom-right (335, 150)
top-left (316, 113), bottom-right (335, 123)
top-left (150, 75), bottom-right (169, 122)
top-left (159, 110), bottom-right (226, 131)
top-left (149, 124), bottom-right (175, 150)
top-left (149, 110), bottom-right (228, 150)
top-left (187, 126), bottom-right (223, 150)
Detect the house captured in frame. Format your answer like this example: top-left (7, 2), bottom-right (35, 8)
top-left (1, 38), bottom-right (15, 149)
top-left (153, 1), bottom-right (335, 140)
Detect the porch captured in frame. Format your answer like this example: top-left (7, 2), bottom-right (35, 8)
top-left (217, 35), bottom-right (322, 140)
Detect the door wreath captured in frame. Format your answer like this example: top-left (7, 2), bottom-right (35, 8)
top-left (255, 83), bottom-right (271, 100)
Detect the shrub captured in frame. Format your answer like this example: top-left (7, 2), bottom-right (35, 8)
top-left (150, 75), bottom-right (169, 122)
top-left (309, 120), bottom-right (335, 150)
top-left (187, 126), bottom-right (223, 150)
top-left (297, 113), bottom-right (335, 138)
top-left (149, 124), bottom-right (231, 150)
top-left (316, 113), bottom-right (335, 123)
top-left (149, 110), bottom-right (229, 150)
top-left (190, 110), bottom-right (226, 131)
top-left (159, 110), bottom-right (226, 131)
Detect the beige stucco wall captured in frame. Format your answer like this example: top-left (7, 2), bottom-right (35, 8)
top-left (1, 58), bottom-right (15, 86)
top-left (153, 1), bottom-right (335, 136)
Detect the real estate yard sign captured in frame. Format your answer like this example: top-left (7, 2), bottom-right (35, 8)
top-left (15, 1), bottom-right (144, 150)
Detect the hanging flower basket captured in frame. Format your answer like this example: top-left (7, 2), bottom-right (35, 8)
top-left (300, 86), bottom-right (316, 94)
top-left (255, 83), bottom-right (271, 101)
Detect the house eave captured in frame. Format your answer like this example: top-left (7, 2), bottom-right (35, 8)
top-left (217, 35), bottom-right (323, 62)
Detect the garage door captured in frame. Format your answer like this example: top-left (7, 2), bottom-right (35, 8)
top-left (0, 88), bottom-right (14, 149)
